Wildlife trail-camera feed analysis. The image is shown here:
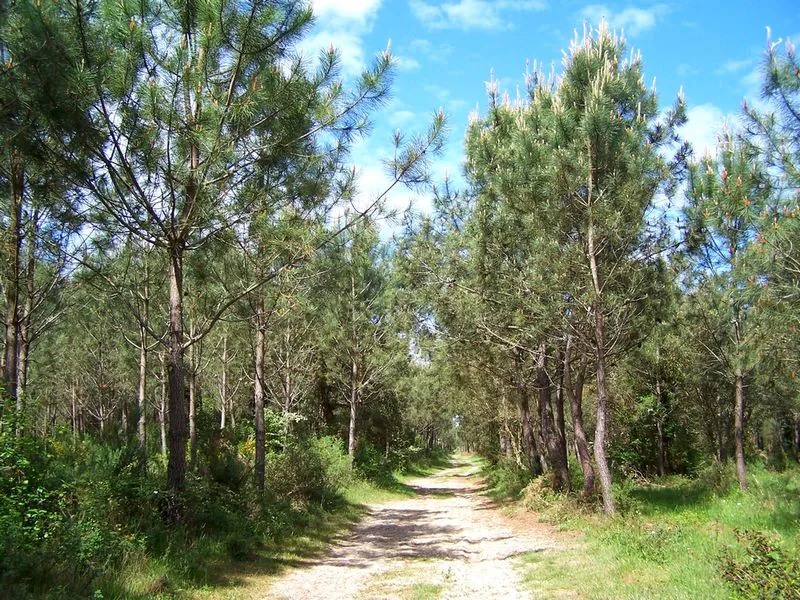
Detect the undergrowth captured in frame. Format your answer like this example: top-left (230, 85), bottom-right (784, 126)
top-left (514, 461), bottom-right (800, 599)
top-left (0, 429), bottom-right (449, 599)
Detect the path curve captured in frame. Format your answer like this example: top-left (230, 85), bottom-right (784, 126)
top-left (263, 457), bottom-right (563, 600)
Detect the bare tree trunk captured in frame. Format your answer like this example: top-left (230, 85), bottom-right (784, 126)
top-left (166, 248), bottom-right (187, 495)
top-left (254, 302), bottom-right (266, 492)
top-left (282, 329), bottom-right (291, 437)
top-left (219, 335), bottom-right (228, 430)
top-left (588, 211), bottom-right (615, 515)
top-left (71, 383), bottom-right (77, 437)
top-left (348, 357), bottom-right (358, 456)
top-left (500, 393), bottom-right (515, 461)
top-left (514, 351), bottom-right (542, 476)
top-left (500, 425), bottom-right (509, 458)
top-left (188, 333), bottom-right (198, 470)
top-left (5, 151), bottom-right (23, 430)
top-left (554, 344), bottom-right (568, 472)
top-left (655, 345), bottom-right (667, 477)
top-left (592, 307), bottom-right (615, 514)
top-left (348, 269), bottom-right (358, 457)
top-left (159, 352), bottom-right (168, 458)
top-left (138, 273), bottom-right (149, 464)
top-left (17, 208), bottom-right (36, 401)
top-left (537, 345), bottom-right (570, 491)
top-left (121, 398), bottom-right (129, 439)
top-left (734, 367), bottom-right (748, 490)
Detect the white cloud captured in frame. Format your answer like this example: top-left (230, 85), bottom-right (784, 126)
top-left (716, 59), bottom-right (753, 75)
top-left (302, 0), bottom-right (384, 79)
top-left (410, 0), bottom-right (547, 31)
top-left (679, 103), bottom-right (737, 160)
top-left (394, 55), bottom-right (421, 71)
top-left (300, 30), bottom-right (366, 78)
top-left (311, 0), bottom-right (382, 26)
top-left (740, 68), bottom-right (762, 92)
top-left (389, 110), bottom-right (418, 127)
top-left (423, 84), bottom-right (469, 113)
top-left (677, 63), bottom-right (698, 77)
top-left (579, 4), bottom-right (670, 37)
top-left (405, 38), bottom-right (454, 64)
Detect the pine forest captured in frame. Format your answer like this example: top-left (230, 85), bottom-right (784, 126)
top-left (0, 1), bottom-right (799, 598)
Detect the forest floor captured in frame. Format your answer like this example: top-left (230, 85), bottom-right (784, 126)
top-left (250, 455), bottom-right (573, 600)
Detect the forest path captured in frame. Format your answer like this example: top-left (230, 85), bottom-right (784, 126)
top-left (262, 455), bottom-right (569, 600)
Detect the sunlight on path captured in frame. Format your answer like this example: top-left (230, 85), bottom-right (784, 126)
top-left (262, 455), bottom-right (564, 600)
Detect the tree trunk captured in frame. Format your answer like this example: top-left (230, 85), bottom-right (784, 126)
top-left (734, 367), bottom-right (748, 490)
top-left (137, 330), bottom-right (147, 463)
top-left (537, 345), bottom-right (570, 491)
top-left (121, 397), bottom-right (129, 438)
top-left (138, 272), bottom-right (149, 464)
top-left (166, 248), bottom-right (187, 495)
top-left (514, 351), bottom-right (542, 476)
top-left (592, 307), bottom-right (615, 514)
top-left (348, 357), bottom-right (358, 456)
top-left (17, 208), bottom-right (36, 401)
top-left (5, 150), bottom-right (23, 429)
top-left (282, 329), bottom-right (291, 437)
top-left (159, 352), bottom-right (168, 458)
top-left (188, 334), bottom-right (198, 470)
top-left (565, 334), bottom-right (595, 497)
top-left (348, 268), bottom-right (358, 457)
top-left (500, 392), bottom-right (517, 462)
top-left (254, 326), bottom-right (266, 490)
top-left (500, 425), bottom-right (509, 459)
top-left (71, 383), bottom-right (77, 437)
top-left (219, 335), bottom-right (228, 430)
top-left (588, 212), bottom-right (615, 515)
top-left (554, 344), bottom-right (568, 472)
top-left (254, 301), bottom-right (266, 492)
top-left (655, 345), bottom-right (667, 477)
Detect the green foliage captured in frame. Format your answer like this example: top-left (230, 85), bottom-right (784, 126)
top-left (265, 436), bottom-right (353, 506)
top-left (0, 433), bottom-right (150, 597)
top-left (521, 465), bottom-right (800, 599)
top-left (482, 458), bottom-right (533, 500)
top-left (722, 530), bottom-right (800, 599)
top-left (695, 462), bottom-right (738, 496)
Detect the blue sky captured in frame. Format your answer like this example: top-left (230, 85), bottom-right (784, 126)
top-left (305, 0), bottom-right (800, 220)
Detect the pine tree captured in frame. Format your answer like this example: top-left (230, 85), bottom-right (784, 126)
top-left (21, 0), bottom-right (444, 499)
top-left (685, 134), bottom-right (772, 490)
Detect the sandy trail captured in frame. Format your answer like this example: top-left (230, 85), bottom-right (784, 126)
top-left (263, 457), bottom-right (564, 600)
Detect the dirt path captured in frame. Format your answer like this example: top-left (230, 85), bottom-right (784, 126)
top-left (263, 456), bottom-right (567, 600)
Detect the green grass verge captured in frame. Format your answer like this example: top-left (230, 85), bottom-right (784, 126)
top-left (105, 454), bottom-right (456, 599)
top-left (517, 464), bottom-right (800, 599)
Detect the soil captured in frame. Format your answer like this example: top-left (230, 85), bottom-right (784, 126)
top-left (262, 457), bottom-right (570, 599)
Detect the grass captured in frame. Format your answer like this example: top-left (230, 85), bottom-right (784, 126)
top-left (516, 463), bottom-right (800, 599)
top-left (95, 501), bottom-right (369, 600)
top-left (113, 455), bottom-right (457, 599)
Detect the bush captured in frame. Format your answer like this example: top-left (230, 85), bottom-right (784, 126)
top-left (721, 530), bottom-right (800, 599)
top-left (353, 441), bottom-right (392, 483)
top-left (483, 459), bottom-right (533, 500)
top-left (265, 435), bottom-right (352, 506)
top-left (695, 462), bottom-right (737, 496)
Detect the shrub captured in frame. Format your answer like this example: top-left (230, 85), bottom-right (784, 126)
top-left (721, 530), bottom-right (800, 599)
top-left (695, 461), bottom-right (737, 496)
top-left (265, 435), bottom-right (352, 505)
top-left (353, 441), bottom-right (392, 483)
top-left (484, 459), bottom-right (532, 500)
